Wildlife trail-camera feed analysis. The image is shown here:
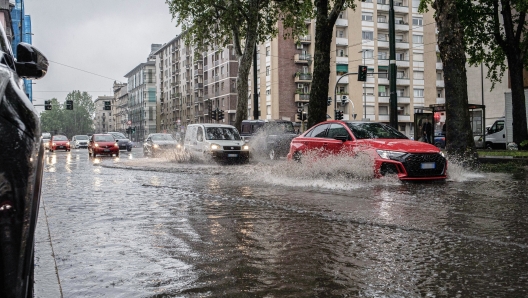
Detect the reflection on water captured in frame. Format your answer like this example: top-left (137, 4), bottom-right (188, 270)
top-left (41, 152), bottom-right (528, 297)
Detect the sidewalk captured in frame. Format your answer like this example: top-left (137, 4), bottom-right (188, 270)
top-left (34, 200), bottom-right (63, 297)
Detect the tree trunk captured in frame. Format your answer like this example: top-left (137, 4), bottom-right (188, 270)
top-left (234, 0), bottom-right (259, 132)
top-left (433, 0), bottom-right (477, 160)
top-left (308, 0), bottom-right (334, 129)
top-left (498, 0), bottom-right (527, 147)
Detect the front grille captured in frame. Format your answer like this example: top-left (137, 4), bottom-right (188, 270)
top-left (222, 146), bottom-right (241, 151)
top-left (402, 153), bottom-right (446, 177)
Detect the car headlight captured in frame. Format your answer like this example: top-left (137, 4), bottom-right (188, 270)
top-left (210, 144), bottom-right (221, 150)
top-left (95, 143), bottom-right (99, 147)
top-left (52, 142), bottom-right (56, 146)
top-left (439, 151), bottom-right (446, 158)
top-left (376, 150), bottom-right (407, 160)
top-left (114, 143), bottom-right (119, 148)
top-left (242, 145), bottom-right (249, 150)
top-left (153, 144), bottom-right (160, 149)
top-left (176, 144), bottom-right (182, 149)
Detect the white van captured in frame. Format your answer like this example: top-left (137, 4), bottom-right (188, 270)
top-left (184, 123), bottom-right (250, 163)
top-left (483, 118), bottom-right (506, 149)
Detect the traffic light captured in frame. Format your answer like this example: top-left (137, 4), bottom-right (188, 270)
top-left (335, 110), bottom-right (344, 120)
top-left (66, 100), bottom-right (73, 110)
top-left (104, 101), bottom-right (111, 110)
top-left (44, 100), bottom-right (52, 110)
top-left (357, 65), bottom-right (368, 81)
top-left (217, 110), bottom-right (224, 121)
top-left (211, 109), bottom-right (217, 121)
top-left (297, 109), bottom-right (303, 121)
top-left (126, 127), bottom-right (131, 134)
top-left (341, 95), bottom-right (349, 105)
top-left (327, 97), bottom-right (332, 106)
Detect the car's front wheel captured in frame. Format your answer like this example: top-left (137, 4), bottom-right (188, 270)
top-left (268, 148), bottom-right (277, 160)
top-left (292, 151), bottom-right (302, 163)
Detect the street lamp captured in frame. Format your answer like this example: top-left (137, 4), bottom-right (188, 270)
top-left (359, 49), bottom-right (372, 120)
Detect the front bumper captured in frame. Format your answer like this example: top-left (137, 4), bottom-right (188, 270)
top-left (209, 150), bottom-right (250, 161)
top-left (376, 152), bottom-right (447, 180)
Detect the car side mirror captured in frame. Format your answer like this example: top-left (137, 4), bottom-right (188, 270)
top-left (15, 43), bottom-right (48, 79)
top-left (334, 135), bottom-right (349, 142)
top-left (115, 139), bottom-right (119, 142)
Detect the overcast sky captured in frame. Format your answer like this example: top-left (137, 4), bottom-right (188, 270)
top-left (25, 0), bottom-right (180, 113)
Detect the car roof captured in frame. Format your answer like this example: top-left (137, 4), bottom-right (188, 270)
top-left (189, 123), bottom-right (236, 128)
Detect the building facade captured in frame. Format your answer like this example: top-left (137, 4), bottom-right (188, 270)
top-left (10, 0), bottom-right (33, 102)
top-left (93, 96), bottom-right (114, 133)
top-left (112, 81), bottom-right (128, 134)
top-left (155, 36), bottom-right (238, 134)
top-left (124, 59), bottom-right (157, 142)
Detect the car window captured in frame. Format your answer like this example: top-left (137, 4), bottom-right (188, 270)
top-left (197, 127), bottom-right (204, 142)
top-left (151, 134), bottom-right (174, 141)
top-left (346, 122), bottom-right (408, 139)
top-left (265, 122), bottom-right (295, 134)
top-left (53, 135), bottom-right (68, 141)
top-left (111, 133), bottom-right (127, 139)
top-left (305, 124), bottom-right (329, 138)
top-left (327, 124), bottom-right (349, 139)
top-left (94, 135), bottom-right (115, 142)
top-left (75, 135), bottom-right (89, 140)
top-left (206, 127), bottom-right (241, 140)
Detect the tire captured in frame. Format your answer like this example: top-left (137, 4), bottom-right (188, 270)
top-left (143, 150), bottom-right (148, 157)
top-left (269, 148), bottom-right (277, 160)
top-left (115, 152), bottom-right (120, 157)
top-left (293, 151), bottom-right (302, 163)
top-left (93, 151), bottom-right (97, 158)
top-left (89, 151), bottom-right (92, 157)
top-left (127, 148), bottom-right (132, 152)
top-left (486, 142), bottom-right (493, 150)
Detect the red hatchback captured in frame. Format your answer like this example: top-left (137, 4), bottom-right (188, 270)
top-left (49, 135), bottom-right (70, 152)
top-left (287, 120), bottom-right (447, 181)
top-left (88, 134), bottom-right (120, 157)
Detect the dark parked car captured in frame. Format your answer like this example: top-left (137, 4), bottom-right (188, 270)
top-left (143, 133), bottom-right (182, 157)
top-left (240, 120), bottom-right (298, 160)
top-left (0, 21), bottom-right (49, 297)
top-left (108, 131), bottom-right (133, 151)
top-left (288, 120), bottom-right (447, 181)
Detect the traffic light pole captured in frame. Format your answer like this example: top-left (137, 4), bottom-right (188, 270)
top-left (334, 71), bottom-right (381, 120)
top-left (389, 0), bottom-right (398, 129)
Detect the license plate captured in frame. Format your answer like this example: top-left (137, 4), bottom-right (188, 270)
top-left (421, 162), bottom-right (435, 169)
top-left (58, 146), bottom-right (63, 149)
top-left (104, 149), bottom-right (110, 152)
top-left (227, 154), bottom-right (238, 158)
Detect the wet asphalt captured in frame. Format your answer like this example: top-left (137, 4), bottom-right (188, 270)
top-left (34, 148), bottom-right (528, 297)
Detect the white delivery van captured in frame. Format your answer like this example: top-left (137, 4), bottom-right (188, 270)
top-left (184, 123), bottom-right (250, 163)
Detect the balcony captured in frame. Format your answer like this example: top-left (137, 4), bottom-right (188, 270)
top-left (294, 53), bottom-right (312, 63)
top-left (336, 37), bottom-right (348, 46)
top-left (194, 83), bottom-right (203, 89)
top-left (336, 18), bottom-right (348, 27)
top-left (436, 62), bottom-right (443, 70)
top-left (299, 35), bottom-right (311, 43)
top-left (295, 93), bottom-right (310, 102)
top-left (436, 80), bottom-right (445, 88)
top-left (295, 73), bottom-right (312, 82)
top-left (398, 115), bottom-right (411, 121)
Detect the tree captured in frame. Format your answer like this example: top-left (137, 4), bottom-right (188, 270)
top-left (420, 0), bottom-right (477, 160)
top-left (40, 91), bottom-right (95, 136)
top-left (459, 0), bottom-right (528, 147)
top-left (307, 0), bottom-right (356, 129)
top-left (166, 0), bottom-right (312, 130)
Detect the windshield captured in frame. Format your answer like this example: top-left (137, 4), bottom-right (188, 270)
top-left (42, 133), bottom-right (51, 139)
top-left (205, 127), bottom-right (241, 140)
top-left (53, 135), bottom-right (68, 141)
top-left (110, 133), bottom-right (127, 139)
top-left (151, 134), bottom-right (174, 141)
top-left (94, 135), bottom-right (115, 142)
top-left (346, 122), bottom-right (408, 140)
top-left (75, 135), bottom-right (89, 140)
top-left (265, 122), bottom-right (296, 134)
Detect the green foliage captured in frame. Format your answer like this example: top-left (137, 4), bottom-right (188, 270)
top-left (40, 91), bottom-right (95, 137)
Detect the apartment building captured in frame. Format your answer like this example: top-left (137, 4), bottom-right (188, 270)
top-left (124, 58), bottom-right (157, 142)
top-left (251, 0), bottom-right (439, 136)
top-left (93, 96), bottom-right (114, 133)
top-left (112, 81), bottom-right (128, 134)
top-left (155, 35), bottom-right (238, 134)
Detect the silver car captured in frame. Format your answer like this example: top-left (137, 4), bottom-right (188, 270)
top-left (70, 134), bottom-right (89, 148)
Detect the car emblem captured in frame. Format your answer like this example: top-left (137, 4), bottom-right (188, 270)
top-left (231, 147), bottom-right (234, 149)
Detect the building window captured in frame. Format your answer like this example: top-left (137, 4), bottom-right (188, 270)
top-left (437, 89), bottom-right (443, 97)
top-left (362, 50), bottom-right (374, 58)
top-left (378, 85), bottom-right (388, 96)
top-left (266, 66), bottom-right (270, 76)
top-left (337, 30), bottom-right (346, 38)
top-left (364, 87), bottom-right (374, 95)
top-left (266, 46), bottom-right (270, 56)
top-left (378, 51), bottom-right (388, 59)
top-left (414, 71), bottom-right (424, 80)
top-left (362, 31), bottom-right (374, 40)
top-left (412, 35), bottom-right (424, 44)
top-left (414, 88), bottom-right (424, 97)
top-left (412, 18), bottom-right (423, 26)
top-left (379, 105), bottom-right (389, 115)
top-left (413, 52), bottom-right (424, 61)
top-left (378, 15), bottom-right (387, 23)
top-left (337, 49), bottom-right (345, 57)
top-left (339, 11), bottom-right (345, 18)
top-left (436, 71), bottom-right (443, 80)
top-left (266, 89), bottom-right (271, 95)
top-left (362, 12), bottom-right (373, 21)
top-left (397, 71), bottom-right (406, 79)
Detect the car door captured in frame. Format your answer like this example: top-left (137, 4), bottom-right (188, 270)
top-left (325, 123), bottom-right (353, 154)
top-left (295, 123), bottom-right (330, 154)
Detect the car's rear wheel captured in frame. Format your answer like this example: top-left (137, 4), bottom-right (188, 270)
top-left (269, 148), bottom-right (277, 160)
top-left (293, 151), bottom-right (302, 163)
top-left (115, 152), bottom-right (119, 157)
top-left (93, 151), bottom-right (97, 158)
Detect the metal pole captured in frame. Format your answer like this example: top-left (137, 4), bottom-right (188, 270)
top-left (389, 0), bottom-right (398, 128)
top-left (253, 44), bottom-right (259, 120)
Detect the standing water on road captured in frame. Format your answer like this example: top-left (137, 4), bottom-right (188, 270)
top-left (37, 150), bottom-right (528, 297)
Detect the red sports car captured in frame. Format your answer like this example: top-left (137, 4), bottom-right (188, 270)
top-left (287, 120), bottom-right (447, 181)
top-left (88, 134), bottom-right (120, 157)
top-left (49, 135), bottom-right (70, 152)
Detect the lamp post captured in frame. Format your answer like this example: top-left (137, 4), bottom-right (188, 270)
top-left (358, 49), bottom-right (372, 120)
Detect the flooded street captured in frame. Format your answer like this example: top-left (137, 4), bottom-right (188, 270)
top-left (38, 149), bottom-right (528, 297)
